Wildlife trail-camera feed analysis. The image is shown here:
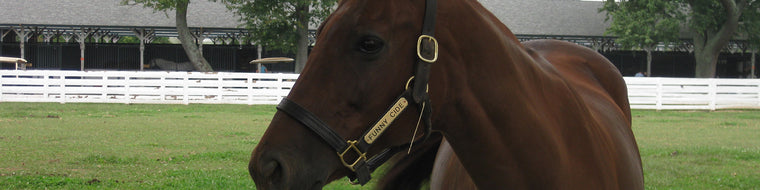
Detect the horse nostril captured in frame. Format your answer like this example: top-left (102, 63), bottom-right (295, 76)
top-left (262, 160), bottom-right (280, 178)
top-left (261, 159), bottom-right (283, 185)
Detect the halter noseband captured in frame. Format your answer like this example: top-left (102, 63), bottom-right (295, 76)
top-left (275, 0), bottom-right (438, 185)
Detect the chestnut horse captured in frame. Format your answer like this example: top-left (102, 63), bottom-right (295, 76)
top-left (248, 0), bottom-right (644, 189)
top-left (425, 39), bottom-right (643, 189)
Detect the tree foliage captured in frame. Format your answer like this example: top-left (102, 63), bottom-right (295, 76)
top-left (121, 0), bottom-right (214, 72)
top-left (601, 0), bottom-right (760, 78)
top-left (601, 0), bottom-right (683, 49)
top-left (222, 0), bottom-right (337, 73)
top-left (222, 0), bottom-right (336, 53)
top-left (123, 0), bottom-right (337, 73)
top-left (739, 1), bottom-right (760, 49)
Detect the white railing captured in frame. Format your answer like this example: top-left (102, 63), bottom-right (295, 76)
top-left (2, 70), bottom-right (759, 110)
top-left (625, 77), bottom-right (760, 110)
top-left (0, 70), bottom-right (298, 105)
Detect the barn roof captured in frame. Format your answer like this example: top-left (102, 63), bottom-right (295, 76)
top-left (481, 0), bottom-right (610, 36)
top-left (0, 0), bottom-right (240, 28)
top-left (0, 0), bottom-right (244, 38)
top-left (0, 0), bottom-right (610, 38)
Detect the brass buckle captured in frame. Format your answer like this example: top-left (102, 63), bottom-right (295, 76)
top-left (337, 140), bottom-right (366, 172)
top-left (417, 35), bottom-right (439, 63)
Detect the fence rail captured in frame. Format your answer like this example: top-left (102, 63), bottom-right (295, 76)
top-left (2, 70), bottom-right (759, 110)
top-left (625, 77), bottom-right (760, 110)
top-left (0, 70), bottom-right (297, 105)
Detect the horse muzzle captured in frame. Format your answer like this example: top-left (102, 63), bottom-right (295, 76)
top-left (249, 138), bottom-right (343, 190)
top-left (249, 148), bottom-right (323, 190)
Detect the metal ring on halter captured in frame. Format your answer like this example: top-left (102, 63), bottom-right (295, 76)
top-left (405, 76), bottom-right (429, 92)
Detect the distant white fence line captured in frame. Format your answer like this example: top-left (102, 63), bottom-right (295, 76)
top-left (0, 70), bottom-right (297, 105)
top-left (625, 77), bottom-right (760, 110)
top-left (2, 70), bottom-right (759, 110)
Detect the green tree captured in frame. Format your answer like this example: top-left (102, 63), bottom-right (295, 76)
top-left (602, 0), bottom-right (760, 78)
top-left (121, 0), bottom-right (214, 72)
top-left (223, 0), bottom-right (337, 73)
top-left (601, 0), bottom-right (683, 77)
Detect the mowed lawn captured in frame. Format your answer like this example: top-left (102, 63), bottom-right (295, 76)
top-left (1, 102), bottom-right (759, 189)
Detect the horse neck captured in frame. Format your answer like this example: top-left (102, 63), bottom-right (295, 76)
top-left (430, 0), bottom-right (593, 187)
top-left (433, 0), bottom-right (576, 123)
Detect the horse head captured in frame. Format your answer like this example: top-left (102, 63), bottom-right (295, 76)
top-left (249, 0), bottom-right (644, 189)
top-left (249, 0), bottom-right (439, 189)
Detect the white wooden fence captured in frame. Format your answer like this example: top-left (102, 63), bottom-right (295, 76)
top-left (2, 70), bottom-right (759, 110)
top-left (0, 70), bottom-right (297, 105)
top-left (625, 77), bottom-right (760, 110)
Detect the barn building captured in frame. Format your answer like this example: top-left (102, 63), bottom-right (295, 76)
top-left (1, 0), bottom-right (757, 77)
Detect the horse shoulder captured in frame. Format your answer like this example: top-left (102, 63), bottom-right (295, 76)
top-left (523, 39), bottom-right (631, 124)
top-left (524, 39), bottom-right (643, 189)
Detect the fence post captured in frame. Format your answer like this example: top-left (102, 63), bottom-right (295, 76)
top-left (101, 74), bottom-right (108, 103)
top-left (757, 80), bottom-right (760, 107)
top-left (183, 73), bottom-right (190, 105)
top-left (277, 73), bottom-right (284, 103)
top-left (59, 72), bottom-right (66, 104)
top-left (160, 75), bottom-right (166, 101)
top-left (247, 76), bottom-right (254, 105)
top-left (708, 79), bottom-right (717, 110)
top-left (0, 71), bottom-right (4, 102)
top-left (217, 74), bottom-right (223, 103)
top-left (124, 75), bottom-right (131, 104)
top-left (43, 72), bottom-right (50, 101)
top-left (656, 78), bottom-right (663, 110)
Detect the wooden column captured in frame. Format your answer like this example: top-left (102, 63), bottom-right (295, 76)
top-left (132, 28), bottom-right (155, 71)
top-left (0, 28), bottom-right (12, 55)
top-left (12, 26), bottom-right (38, 59)
top-left (257, 44), bottom-right (262, 72)
top-left (74, 27), bottom-right (97, 71)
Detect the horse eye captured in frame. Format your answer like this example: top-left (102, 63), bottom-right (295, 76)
top-left (357, 36), bottom-right (384, 54)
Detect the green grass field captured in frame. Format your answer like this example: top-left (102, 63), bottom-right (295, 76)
top-left (1, 102), bottom-right (758, 189)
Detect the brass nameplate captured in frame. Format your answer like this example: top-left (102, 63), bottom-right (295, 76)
top-left (364, 97), bottom-right (409, 144)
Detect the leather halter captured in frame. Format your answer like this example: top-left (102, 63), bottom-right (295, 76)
top-left (276, 0), bottom-right (438, 185)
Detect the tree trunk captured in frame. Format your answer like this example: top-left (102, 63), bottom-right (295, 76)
top-left (752, 50), bottom-right (756, 78)
top-left (294, 3), bottom-right (310, 74)
top-left (689, 0), bottom-right (742, 78)
top-left (694, 45), bottom-right (720, 78)
top-left (645, 47), bottom-right (652, 77)
top-left (176, 0), bottom-right (213, 72)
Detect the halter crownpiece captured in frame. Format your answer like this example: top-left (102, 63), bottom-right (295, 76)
top-left (275, 0), bottom-right (438, 185)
